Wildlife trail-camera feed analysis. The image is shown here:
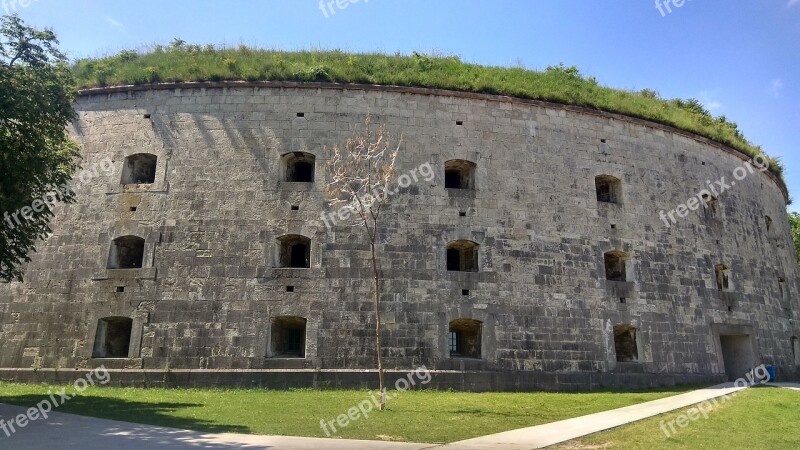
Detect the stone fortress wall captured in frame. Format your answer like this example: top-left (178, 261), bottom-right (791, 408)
top-left (0, 82), bottom-right (798, 390)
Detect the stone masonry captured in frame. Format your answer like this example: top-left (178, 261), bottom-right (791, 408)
top-left (0, 82), bottom-right (797, 390)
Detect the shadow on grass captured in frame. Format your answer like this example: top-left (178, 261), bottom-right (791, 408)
top-left (0, 393), bottom-right (250, 434)
top-left (448, 408), bottom-right (514, 417)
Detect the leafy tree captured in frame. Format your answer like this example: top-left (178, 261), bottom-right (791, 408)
top-left (324, 115), bottom-right (400, 411)
top-left (789, 212), bottom-right (800, 266)
top-left (0, 15), bottom-right (80, 282)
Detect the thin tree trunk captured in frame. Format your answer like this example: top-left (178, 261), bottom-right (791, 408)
top-left (370, 233), bottom-right (386, 410)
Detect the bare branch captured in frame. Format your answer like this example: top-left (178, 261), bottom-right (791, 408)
top-left (322, 114), bottom-right (401, 411)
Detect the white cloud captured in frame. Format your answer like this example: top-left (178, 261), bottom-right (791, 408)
top-left (699, 90), bottom-right (723, 113)
top-left (105, 16), bottom-right (124, 28)
top-left (769, 79), bottom-right (784, 98)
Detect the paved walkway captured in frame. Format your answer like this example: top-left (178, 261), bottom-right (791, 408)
top-left (0, 403), bottom-right (434, 450)
top-left (3, 382), bottom-right (797, 449)
top-left (442, 382), bottom-right (750, 449)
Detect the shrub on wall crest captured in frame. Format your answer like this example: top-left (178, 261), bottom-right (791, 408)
top-left (789, 213), bottom-right (800, 265)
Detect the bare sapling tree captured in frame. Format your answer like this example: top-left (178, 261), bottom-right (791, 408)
top-left (324, 114), bottom-right (400, 411)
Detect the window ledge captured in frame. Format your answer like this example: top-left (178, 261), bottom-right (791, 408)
top-left (278, 182), bottom-right (315, 192)
top-left (93, 267), bottom-right (157, 281)
top-left (270, 267), bottom-right (323, 279)
top-left (106, 180), bottom-right (169, 194)
top-left (446, 188), bottom-right (476, 199)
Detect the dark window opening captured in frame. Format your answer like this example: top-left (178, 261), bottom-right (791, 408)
top-left (703, 194), bottom-right (719, 217)
top-left (286, 286), bottom-right (294, 292)
top-left (278, 235), bottom-right (311, 268)
top-left (715, 264), bottom-right (731, 291)
top-left (619, 297), bottom-right (626, 304)
top-left (108, 236), bottom-right (145, 269)
top-left (446, 240), bottom-right (479, 272)
top-left (447, 248), bottom-right (460, 271)
top-left (595, 175), bottom-right (621, 204)
top-left (115, 286), bottom-right (125, 293)
top-left (291, 205), bottom-right (300, 211)
top-left (449, 319), bottom-right (481, 358)
top-left (283, 152), bottom-right (315, 183)
top-left (444, 160), bottom-right (476, 190)
top-left (271, 317), bottom-right (306, 358)
top-left (456, 120), bottom-right (464, 126)
top-left (121, 153), bottom-right (157, 185)
top-left (296, 112), bottom-right (305, 118)
top-left (462, 289), bottom-right (470, 296)
top-left (92, 317), bottom-right (133, 358)
top-left (445, 170), bottom-right (462, 189)
top-left (614, 325), bottom-right (638, 362)
top-left (604, 251), bottom-right (628, 282)
top-left (459, 211), bottom-right (467, 217)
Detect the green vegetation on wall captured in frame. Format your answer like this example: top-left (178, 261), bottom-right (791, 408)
top-left (72, 42), bottom-right (784, 181)
top-left (789, 213), bottom-right (800, 265)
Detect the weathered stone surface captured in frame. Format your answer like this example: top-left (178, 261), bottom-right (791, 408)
top-left (0, 82), bottom-right (797, 389)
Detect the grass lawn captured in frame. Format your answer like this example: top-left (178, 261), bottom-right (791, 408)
top-left (554, 387), bottom-right (800, 449)
top-left (0, 383), bottom-right (694, 444)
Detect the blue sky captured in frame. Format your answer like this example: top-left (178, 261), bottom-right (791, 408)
top-left (9, 0), bottom-right (799, 212)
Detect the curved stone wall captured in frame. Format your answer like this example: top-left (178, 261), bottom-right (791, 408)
top-left (0, 82), bottom-right (797, 389)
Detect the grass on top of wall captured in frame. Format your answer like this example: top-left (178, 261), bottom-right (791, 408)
top-left (71, 43), bottom-right (785, 182)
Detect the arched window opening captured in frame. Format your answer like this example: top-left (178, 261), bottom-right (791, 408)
top-left (271, 317), bottom-right (307, 358)
top-left (283, 152), bottom-right (315, 183)
top-left (446, 240), bottom-right (479, 272)
top-left (715, 264), bottom-right (731, 292)
top-left (121, 153), bottom-right (157, 185)
top-left (444, 160), bottom-right (476, 190)
top-left (108, 236), bottom-right (145, 269)
top-left (278, 235), bottom-right (311, 268)
top-left (604, 251), bottom-right (629, 282)
top-left (92, 317), bottom-right (133, 358)
top-left (449, 319), bottom-right (482, 359)
top-left (614, 325), bottom-right (638, 362)
top-left (595, 175), bottom-right (622, 204)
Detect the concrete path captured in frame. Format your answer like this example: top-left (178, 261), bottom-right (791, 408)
top-left (0, 403), bottom-right (434, 450)
top-left (5, 382), bottom-right (796, 449)
top-left (442, 382), bottom-right (750, 449)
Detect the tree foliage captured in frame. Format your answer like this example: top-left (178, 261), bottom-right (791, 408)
top-left (324, 115), bottom-right (400, 411)
top-left (789, 212), bottom-right (800, 266)
top-left (0, 15), bottom-right (80, 282)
